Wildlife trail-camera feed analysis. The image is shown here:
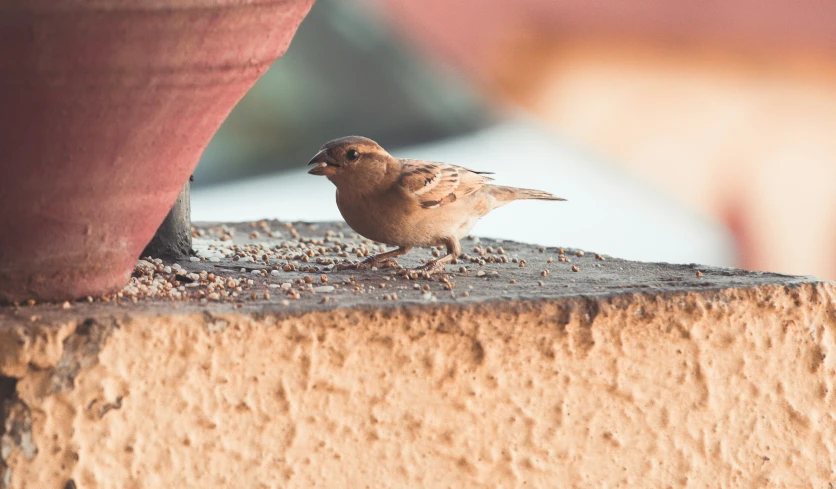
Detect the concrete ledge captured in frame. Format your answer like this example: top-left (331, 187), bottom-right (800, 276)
top-left (2, 221), bottom-right (835, 488)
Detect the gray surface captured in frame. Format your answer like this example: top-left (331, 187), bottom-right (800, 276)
top-left (0, 221), bottom-right (820, 327)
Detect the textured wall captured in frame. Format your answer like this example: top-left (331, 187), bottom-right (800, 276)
top-left (2, 282), bottom-right (834, 488)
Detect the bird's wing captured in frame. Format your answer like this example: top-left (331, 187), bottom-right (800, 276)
top-left (397, 159), bottom-right (492, 209)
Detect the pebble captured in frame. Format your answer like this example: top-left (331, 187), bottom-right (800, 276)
top-left (313, 286), bottom-right (335, 293)
top-left (189, 257), bottom-right (200, 262)
top-left (476, 271), bottom-right (486, 277)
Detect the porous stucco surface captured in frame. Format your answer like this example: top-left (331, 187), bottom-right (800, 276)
top-left (1, 223), bottom-right (835, 488)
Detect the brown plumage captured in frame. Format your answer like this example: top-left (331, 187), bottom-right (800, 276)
top-left (307, 136), bottom-right (565, 274)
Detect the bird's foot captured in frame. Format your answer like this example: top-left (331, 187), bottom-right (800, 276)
top-left (411, 259), bottom-right (447, 277)
top-left (336, 256), bottom-right (402, 271)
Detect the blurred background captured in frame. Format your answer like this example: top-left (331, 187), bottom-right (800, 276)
top-left (191, 0), bottom-right (836, 280)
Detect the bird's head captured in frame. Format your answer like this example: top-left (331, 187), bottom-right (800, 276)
top-left (307, 136), bottom-right (394, 187)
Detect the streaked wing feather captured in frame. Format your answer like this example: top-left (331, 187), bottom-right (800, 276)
top-left (398, 160), bottom-right (490, 209)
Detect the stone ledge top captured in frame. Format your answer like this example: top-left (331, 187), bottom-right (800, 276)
top-left (0, 220), bottom-right (826, 327)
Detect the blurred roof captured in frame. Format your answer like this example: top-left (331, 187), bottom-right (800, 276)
top-left (377, 0), bottom-right (836, 79)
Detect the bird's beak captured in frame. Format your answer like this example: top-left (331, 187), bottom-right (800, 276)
top-left (307, 149), bottom-right (339, 176)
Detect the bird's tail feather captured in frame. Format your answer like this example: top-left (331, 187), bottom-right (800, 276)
top-left (490, 185), bottom-right (566, 203)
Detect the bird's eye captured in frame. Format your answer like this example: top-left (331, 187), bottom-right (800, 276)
top-left (346, 149), bottom-right (359, 161)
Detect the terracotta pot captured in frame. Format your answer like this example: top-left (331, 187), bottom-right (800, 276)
top-left (0, 0), bottom-right (314, 303)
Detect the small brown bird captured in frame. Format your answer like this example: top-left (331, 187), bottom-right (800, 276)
top-left (308, 136), bottom-right (565, 275)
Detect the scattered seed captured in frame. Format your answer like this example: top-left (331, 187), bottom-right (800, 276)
top-left (696, 271), bottom-right (703, 277)
top-left (571, 265), bottom-right (579, 272)
top-left (509, 279), bottom-right (516, 284)
top-left (576, 250), bottom-right (584, 257)
top-left (541, 270), bottom-right (549, 277)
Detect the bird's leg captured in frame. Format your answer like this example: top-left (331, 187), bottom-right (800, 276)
top-left (415, 237), bottom-right (461, 276)
top-left (336, 246), bottom-right (412, 270)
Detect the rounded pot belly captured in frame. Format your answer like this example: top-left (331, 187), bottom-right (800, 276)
top-left (0, 0), bottom-right (314, 303)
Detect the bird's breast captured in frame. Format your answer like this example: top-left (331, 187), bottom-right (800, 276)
top-left (335, 189), bottom-right (408, 245)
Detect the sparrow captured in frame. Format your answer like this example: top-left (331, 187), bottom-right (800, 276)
top-left (307, 136), bottom-right (565, 275)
